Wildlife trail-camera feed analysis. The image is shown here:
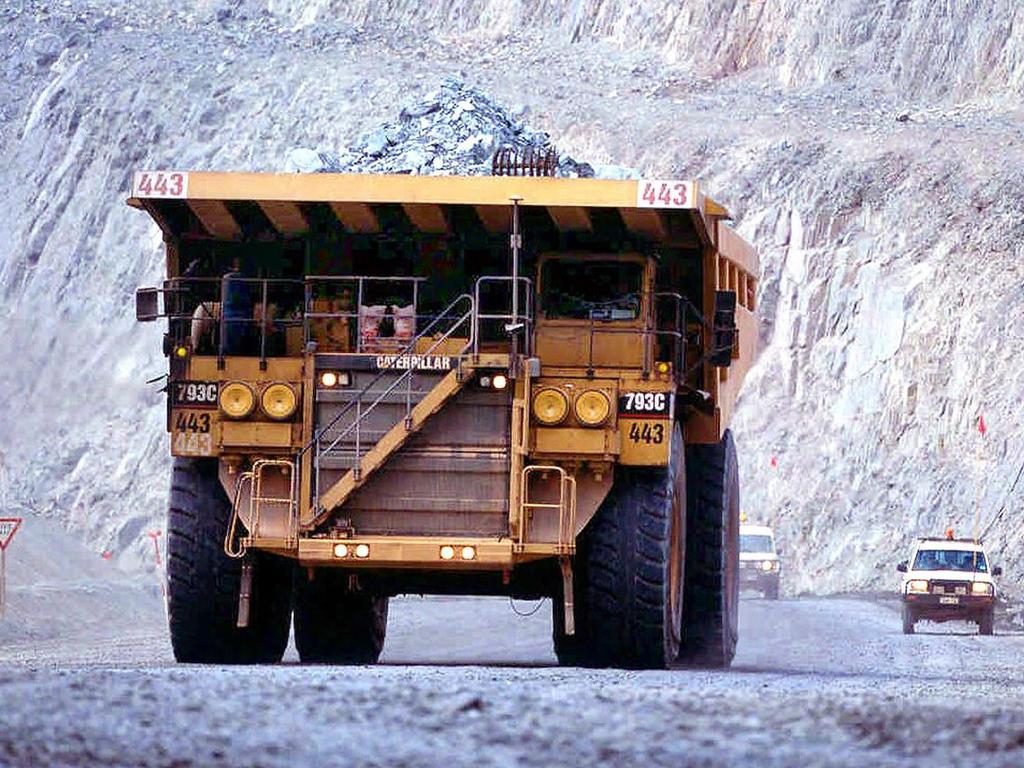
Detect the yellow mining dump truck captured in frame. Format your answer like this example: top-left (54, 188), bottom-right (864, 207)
top-left (132, 165), bottom-right (758, 668)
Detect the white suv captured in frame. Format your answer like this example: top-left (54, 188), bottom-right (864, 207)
top-left (740, 523), bottom-right (781, 599)
top-left (897, 537), bottom-right (1002, 635)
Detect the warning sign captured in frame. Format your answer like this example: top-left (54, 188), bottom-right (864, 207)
top-left (0, 518), bottom-right (22, 551)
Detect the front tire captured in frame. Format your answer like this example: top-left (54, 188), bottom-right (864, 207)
top-left (167, 458), bottom-right (293, 664)
top-left (555, 425), bottom-right (685, 669)
top-left (764, 580), bottom-right (780, 601)
top-left (680, 429), bottom-right (740, 668)
top-left (979, 609), bottom-right (994, 636)
top-left (901, 604), bottom-right (915, 635)
top-left (294, 569), bottom-right (389, 664)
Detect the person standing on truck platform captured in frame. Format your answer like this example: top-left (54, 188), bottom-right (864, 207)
top-left (222, 256), bottom-right (255, 355)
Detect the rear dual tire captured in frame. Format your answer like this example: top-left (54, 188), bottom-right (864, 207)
top-left (294, 570), bottom-right (389, 664)
top-left (680, 429), bottom-right (741, 668)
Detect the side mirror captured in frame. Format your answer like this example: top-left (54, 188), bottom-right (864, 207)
top-left (775, 548), bottom-right (783, 556)
top-left (709, 290), bottom-right (736, 367)
top-left (896, 561), bottom-right (908, 573)
top-left (993, 566), bottom-right (1003, 577)
top-left (136, 287), bottom-right (160, 322)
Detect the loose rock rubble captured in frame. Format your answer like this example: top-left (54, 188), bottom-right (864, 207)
top-left (287, 78), bottom-right (598, 177)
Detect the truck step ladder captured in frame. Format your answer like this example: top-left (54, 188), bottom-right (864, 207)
top-left (305, 294), bottom-right (478, 529)
top-left (314, 365), bottom-right (475, 518)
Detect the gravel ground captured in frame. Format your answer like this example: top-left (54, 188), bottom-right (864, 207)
top-left (1, 595), bottom-right (1023, 767)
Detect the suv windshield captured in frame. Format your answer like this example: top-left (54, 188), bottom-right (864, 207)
top-left (740, 534), bottom-right (773, 554)
top-left (541, 259), bottom-right (643, 321)
top-left (912, 549), bottom-right (988, 572)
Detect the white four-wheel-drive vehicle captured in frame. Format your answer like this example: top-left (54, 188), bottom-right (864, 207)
top-left (739, 522), bottom-right (780, 599)
top-left (897, 536), bottom-right (1002, 635)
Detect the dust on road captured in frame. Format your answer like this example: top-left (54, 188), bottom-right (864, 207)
top-left (2, 596), bottom-right (1024, 767)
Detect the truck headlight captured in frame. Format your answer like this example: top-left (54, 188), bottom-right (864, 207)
top-left (533, 388), bottom-right (569, 425)
top-left (574, 390), bottom-right (611, 426)
top-left (760, 560), bottom-right (775, 572)
top-left (907, 579), bottom-right (930, 594)
top-left (219, 381), bottom-right (255, 419)
top-left (971, 582), bottom-right (994, 596)
top-left (261, 383), bottom-right (297, 420)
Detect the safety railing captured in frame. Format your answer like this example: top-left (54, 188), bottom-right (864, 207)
top-left (156, 276), bottom-right (305, 367)
top-left (564, 290), bottom-right (688, 377)
top-left (519, 465), bottom-right (577, 553)
top-left (472, 275), bottom-right (534, 357)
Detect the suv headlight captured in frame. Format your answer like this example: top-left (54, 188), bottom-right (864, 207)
top-left (971, 582), bottom-right (994, 596)
top-left (907, 579), bottom-right (930, 594)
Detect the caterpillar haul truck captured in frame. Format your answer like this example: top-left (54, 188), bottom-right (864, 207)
top-left (132, 163), bottom-right (758, 669)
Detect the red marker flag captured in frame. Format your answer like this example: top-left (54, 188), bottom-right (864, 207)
top-left (977, 415), bottom-right (987, 436)
top-left (770, 456), bottom-right (778, 468)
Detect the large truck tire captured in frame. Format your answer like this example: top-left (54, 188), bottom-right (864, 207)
top-left (294, 569), bottom-right (389, 664)
top-left (764, 580), bottom-right (780, 601)
top-left (555, 425), bottom-right (685, 669)
top-left (680, 429), bottom-right (740, 668)
top-left (167, 457), bottom-right (293, 664)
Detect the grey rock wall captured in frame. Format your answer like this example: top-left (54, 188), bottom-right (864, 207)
top-left (2, 1), bottom-right (1022, 598)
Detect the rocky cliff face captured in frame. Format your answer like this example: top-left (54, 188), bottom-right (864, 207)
top-left (270, 0), bottom-right (1024, 101)
top-left (2, 0), bottom-right (1022, 598)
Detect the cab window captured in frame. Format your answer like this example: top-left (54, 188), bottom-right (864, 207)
top-left (912, 549), bottom-right (988, 572)
top-left (740, 534), bottom-right (773, 553)
top-left (540, 260), bottom-right (643, 321)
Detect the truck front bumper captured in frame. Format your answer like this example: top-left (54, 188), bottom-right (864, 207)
top-left (903, 593), bottom-right (995, 622)
top-left (253, 535), bottom-right (571, 570)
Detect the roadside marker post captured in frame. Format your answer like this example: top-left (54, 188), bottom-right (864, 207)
top-left (0, 518), bottom-right (24, 619)
top-left (147, 529), bottom-right (169, 618)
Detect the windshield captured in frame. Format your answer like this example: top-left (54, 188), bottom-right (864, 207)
top-left (541, 259), bottom-right (643, 321)
top-left (912, 549), bottom-right (988, 572)
top-left (740, 534), bottom-right (774, 554)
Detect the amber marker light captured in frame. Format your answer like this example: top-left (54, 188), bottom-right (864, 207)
top-left (174, 345), bottom-right (189, 358)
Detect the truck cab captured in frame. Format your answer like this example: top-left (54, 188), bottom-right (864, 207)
top-left (897, 535), bottom-right (1002, 635)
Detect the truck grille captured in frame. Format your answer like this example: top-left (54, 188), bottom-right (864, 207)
top-left (930, 580), bottom-right (969, 596)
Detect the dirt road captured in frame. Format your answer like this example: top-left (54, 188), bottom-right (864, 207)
top-left (1, 595), bottom-right (1023, 767)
